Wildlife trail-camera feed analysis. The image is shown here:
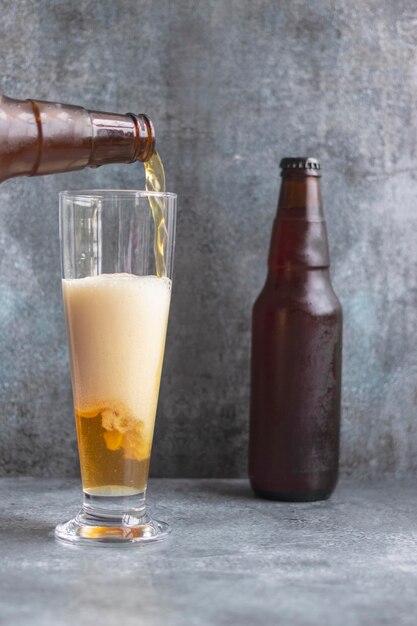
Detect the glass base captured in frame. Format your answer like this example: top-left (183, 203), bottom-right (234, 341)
top-left (55, 490), bottom-right (170, 547)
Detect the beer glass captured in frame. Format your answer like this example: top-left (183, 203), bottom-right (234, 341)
top-left (55, 190), bottom-right (176, 546)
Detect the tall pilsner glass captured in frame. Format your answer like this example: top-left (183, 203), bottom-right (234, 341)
top-left (55, 190), bottom-right (176, 546)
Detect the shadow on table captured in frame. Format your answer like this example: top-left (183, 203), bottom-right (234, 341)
top-left (192, 479), bottom-right (255, 502)
top-left (0, 514), bottom-right (56, 545)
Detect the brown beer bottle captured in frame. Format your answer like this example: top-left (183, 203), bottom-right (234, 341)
top-left (0, 95), bottom-right (155, 183)
top-left (249, 157), bottom-right (342, 501)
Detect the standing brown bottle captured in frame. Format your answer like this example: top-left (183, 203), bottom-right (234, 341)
top-left (0, 95), bottom-right (155, 183)
top-left (249, 157), bottom-right (342, 501)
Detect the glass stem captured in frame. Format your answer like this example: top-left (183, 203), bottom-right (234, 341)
top-left (82, 491), bottom-right (147, 524)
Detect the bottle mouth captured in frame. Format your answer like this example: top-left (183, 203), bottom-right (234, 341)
top-left (128, 113), bottom-right (156, 162)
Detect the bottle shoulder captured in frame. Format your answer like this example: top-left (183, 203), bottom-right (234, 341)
top-left (254, 271), bottom-right (342, 318)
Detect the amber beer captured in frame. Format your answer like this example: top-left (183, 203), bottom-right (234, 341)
top-left (63, 273), bottom-right (171, 496)
top-left (249, 157), bottom-right (342, 501)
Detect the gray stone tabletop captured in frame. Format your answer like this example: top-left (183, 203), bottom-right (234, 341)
top-left (1, 477), bottom-right (417, 626)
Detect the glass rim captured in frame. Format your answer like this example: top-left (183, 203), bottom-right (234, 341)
top-left (59, 189), bottom-right (177, 200)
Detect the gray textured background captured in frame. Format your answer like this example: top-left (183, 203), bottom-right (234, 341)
top-left (1, 0), bottom-right (417, 479)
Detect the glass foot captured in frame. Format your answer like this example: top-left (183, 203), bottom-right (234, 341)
top-left (55, 511), bottom-right (170, 547)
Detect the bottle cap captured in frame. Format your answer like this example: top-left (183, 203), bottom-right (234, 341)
top-left (280, 157), bottom-right (321, 171)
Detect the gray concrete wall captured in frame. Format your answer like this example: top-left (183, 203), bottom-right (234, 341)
top-left (1, 0), bottom-right (417, 479)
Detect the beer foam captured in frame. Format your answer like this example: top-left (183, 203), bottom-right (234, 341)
top-left (63, 273), bottom-right (171, 442)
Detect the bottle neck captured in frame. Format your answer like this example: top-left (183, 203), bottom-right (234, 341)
top-left (88, 110), bottom-right (155, 167)
top-left (268, 172), bottom-right (330, 271)
top-left (277, 172), bottom-right (323, 219)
